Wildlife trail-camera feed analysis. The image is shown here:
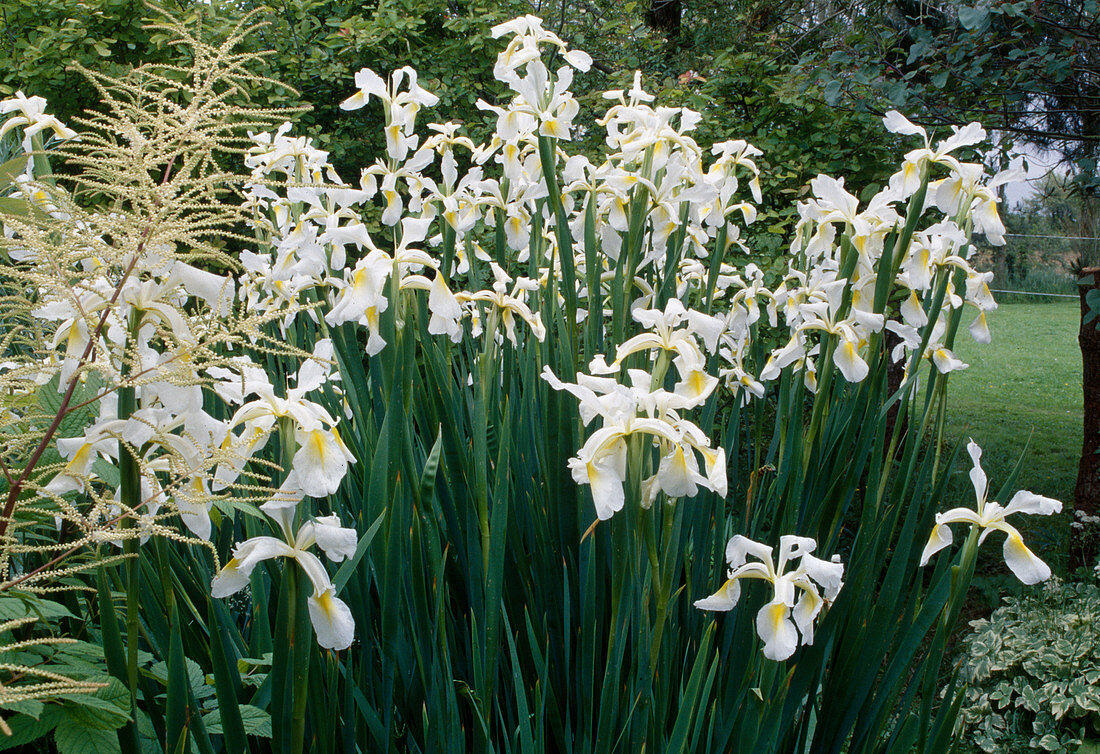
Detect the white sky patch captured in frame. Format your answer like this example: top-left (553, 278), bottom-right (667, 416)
top-left (997, 138), bottom-right (1067, 209)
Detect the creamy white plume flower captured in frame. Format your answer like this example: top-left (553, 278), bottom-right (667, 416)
top-left (695, 534), bottom-right (844, 661)
top-left (920, 439), bottom-right (1062, 585)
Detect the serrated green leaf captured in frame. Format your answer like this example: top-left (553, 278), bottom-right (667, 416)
top-left (0, 709), bottom-right (58, 750)
top-left (147, 657), bottom-right (213, 700)
top-left (0, 699), bottom-right (44, 719)
top-left (0, 594), bottom-right (75, 623)
top-left (212, 496), bottom-right (265, 520)
top-left (201, 704), bottom-right (271, 737)
top-left (54, 716), bottom-right (122, 754)
top-left (92, 458), bottom-right (121, 488)
top-left (57, 677), bottom-right (129, 731)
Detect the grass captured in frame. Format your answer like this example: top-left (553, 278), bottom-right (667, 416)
top-left (942, 299), bottom-right (1081, 577)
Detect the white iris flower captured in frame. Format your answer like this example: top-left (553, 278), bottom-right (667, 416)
top-left (695, 535), bottom-right (844, 661)
top-left (920, 439), bottom-right (1061, 585)
top-left (211, 481), bottom-right (358, 650)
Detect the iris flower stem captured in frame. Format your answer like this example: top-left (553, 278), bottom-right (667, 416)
top-left (801, 232), bottom-right (859, 475)
top-left (930, 381), bottom-right (949, 480)
top-left (476, 310), bottom-right (499, 580)
top-left (288, 568), bottom-right (311, 754)
top-left (28, 134), bottom-right (54, 189)
top-left (873, 267), bottom-right (951, 507)
top-left (917, 528), bottom-right (980, 751)
top-left (647, 504), bottom-right (675, 677)
top-left (275, 416), bottom-right (311, 754)
top-left (117, 311), bottom-right (143, 730)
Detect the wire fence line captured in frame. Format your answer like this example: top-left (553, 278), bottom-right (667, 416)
top-left (1002, 233), bottom-right (1100, 242)
top-left (989, 289), bottom-right (1078, 299)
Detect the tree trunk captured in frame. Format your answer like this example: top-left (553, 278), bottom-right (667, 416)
top-left (644, 0), bottom-right (681, 39)
top-left (1073, 198), bottom-right (1100, 569)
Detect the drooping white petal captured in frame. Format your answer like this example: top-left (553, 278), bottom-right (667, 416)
top-left (968, 311), bottom-right (992, 344)
top-left (656, 443), bottom-right (703, 499)
top-left (312, 515), bottom-right (359, 562)
top-left (175, 477), bottom-right (213, 541)
top-left (674, 368), bottom-right (718, 406)
top-left (307, 588), bottom-right (356, 650)
top-left (696, 445), bottom-right (728, 497)
top-left (930, 346), bottom-right (967, 374)
top-left (571, 439), bottom-right (628, 520)
top-left (919, 522), bottom-right (953, 567)
top-left (900, 291), bottom-right (929, 327)
top-left (293, 428), bottom-right (349, 497)
top-left (833, 337), bottom-right (869, 383)
top-left (756, 600), bottom-right (799, 661)
top-left (693, 578), bottom-right (742, 612)
top-left (998, 526), bottom-right (1051, 585)
top-left (791, 587), bottom-right (824, 646)
top-left (427, 274), bottom-right (464, 342)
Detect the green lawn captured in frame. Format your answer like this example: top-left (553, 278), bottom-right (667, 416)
top-left (942, 300), bottom-right (1081, 573)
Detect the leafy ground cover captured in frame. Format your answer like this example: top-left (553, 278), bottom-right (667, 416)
top-left (945, 299), bottom-right (1081, 574)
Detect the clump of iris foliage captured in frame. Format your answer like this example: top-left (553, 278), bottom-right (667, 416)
top-left (0, 7), bottom-right (1066, 753)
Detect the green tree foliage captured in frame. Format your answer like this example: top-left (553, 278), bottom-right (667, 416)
top-left (540, 1), bottom-right (903, 259)
top-left (226, 0), bottom-right (528, 171)
top-left (0, 0), bottom-right (528, 176)
top-left (0, 0), bottom-right (172, 120)
top-left (800, 0), bottom-right (1099, 195)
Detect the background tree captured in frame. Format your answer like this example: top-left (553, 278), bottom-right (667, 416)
top-left (0, 0), bottom-right (529, 176)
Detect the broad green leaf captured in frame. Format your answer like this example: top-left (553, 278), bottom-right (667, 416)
top-left (54, 717), bottom-right (122, 754)
top-left (207, 599), bottom-right (246, 752)
top-left (201, 704), bottom-right (272, 737)
top-left (0, 709), bottom-right (58, 750)
top-left (0, 155), bottom-right (28, 189)
top-left (57, 677), bottom-right (130, 730)
top-left (0, 699), bottom-right (43, 719)
top-left (958, 6), bottom-right (990, 31)
top-left (0, 594), bottom-right (75, 622)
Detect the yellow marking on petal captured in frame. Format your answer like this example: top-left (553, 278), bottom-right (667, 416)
top-left (310, 430), bottom-right (328, 461)
top-left (691, 371), bottom-right (706, 397)
top-left (65, 443), bottom-right (94, 473)
top-left (769, 602), bottom-right (787, 634)
top-left (1005, 532), bottom-right (1029, 559)
top-left (315, 588), bottom-right (338, 618)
